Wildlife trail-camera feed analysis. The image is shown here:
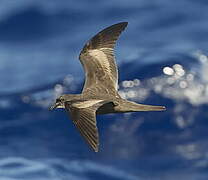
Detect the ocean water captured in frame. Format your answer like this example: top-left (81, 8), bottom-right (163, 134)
top-left (1, 0), bottom-right (208, 179)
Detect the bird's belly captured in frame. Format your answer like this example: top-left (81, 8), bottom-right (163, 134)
top-left (96, 102), bottom-right (115, 115)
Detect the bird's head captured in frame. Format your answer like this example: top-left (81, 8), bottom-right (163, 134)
top-left (50, 95), bottom-right (66, 110)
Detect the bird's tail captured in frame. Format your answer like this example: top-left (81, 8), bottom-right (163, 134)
top-left (130, 103), bottom-right (166, 111)
top-left (115, 100), bottom-right (166, 112)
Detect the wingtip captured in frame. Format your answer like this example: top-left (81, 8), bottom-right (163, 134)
top-left (116, 21), bottom-right (128, 27)
top-left (120, 21), bottom-right (128, 24)
top-left (93, 144), bottom-right (99, 152)
top-left (94, 148), bottom-right (99, 153)
top-left (92, 146), bottom-right (99, 152)
top-left (123, 21), bottom-right (128, 25)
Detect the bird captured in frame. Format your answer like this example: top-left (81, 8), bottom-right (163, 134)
top-left (50, 22), bottom-right (166, 152)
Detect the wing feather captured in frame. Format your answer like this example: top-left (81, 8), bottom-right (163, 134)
top-left (79, 22), bottom-right (128, 96)
top-left (65, 100), bottom-right (109, 152)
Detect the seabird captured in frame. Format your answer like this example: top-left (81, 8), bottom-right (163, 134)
top-left (50, 22), bottom-right (166, 152)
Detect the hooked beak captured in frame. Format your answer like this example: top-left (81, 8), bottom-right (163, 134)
top-left (49, 102), bottom-right (60, 110)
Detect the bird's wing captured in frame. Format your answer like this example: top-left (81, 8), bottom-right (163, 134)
top-left (65, 100), bottom-right (109, 152)
top-left (79, 22), bottom-right (128, 96)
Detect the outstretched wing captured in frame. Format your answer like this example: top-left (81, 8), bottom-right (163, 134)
top-left (79, 22), bottom-right (128, 96)
top-left (65, 100), bottom-right (109, 152)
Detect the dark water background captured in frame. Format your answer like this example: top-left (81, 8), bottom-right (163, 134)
top-left (1, 0), bottom-right (208, 179)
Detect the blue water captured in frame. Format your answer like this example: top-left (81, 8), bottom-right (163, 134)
top-left (1, 0), bottom-right (208, 179)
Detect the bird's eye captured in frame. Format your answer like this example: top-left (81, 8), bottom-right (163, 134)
top-left (59, 96), bottom-right (64, 101)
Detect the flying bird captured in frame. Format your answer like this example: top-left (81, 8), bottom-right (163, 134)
top-left (50, 22), bottom-right (166, 152)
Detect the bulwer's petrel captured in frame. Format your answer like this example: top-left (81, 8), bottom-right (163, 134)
top-left (50, 22), bottom-right (166, 152)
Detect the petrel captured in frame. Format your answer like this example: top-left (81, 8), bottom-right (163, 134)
top-left (50, 22), bottom-right (166, 152)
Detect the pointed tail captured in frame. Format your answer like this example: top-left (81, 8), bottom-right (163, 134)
top-left (131, 103), bottom-right (166, 111)
top-left (116, 100), bottom-right (166, 112)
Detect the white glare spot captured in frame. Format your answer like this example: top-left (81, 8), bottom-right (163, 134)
top-left (54, 84), bottom-right (64, 96)
top-left (173, 64), bottom-right (183, 70)
top-left (173, 64), bottom-right (185, 77)
top-left (63, 74), bottom-right (73, 86)
top-left (163, 67), bottom-right (174, 75)
top-left (186, 74), bottom-right (194, 81)
top-left (176, 69), bottom-right (185, 76)
top-left (179, 81), bottom-right (188, 88)
top-left (122, 81), bottom-right (128, 87)
top-left (199, 54), bottom-right (208, 63)
top-left (133, 79), bottom-right (140, 86)
top-left (122, 80), bottom-right (134, 88)
top-left (175, 116), bottom-right (186, 128)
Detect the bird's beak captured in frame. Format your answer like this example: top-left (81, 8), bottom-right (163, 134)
top-left (49, 102), bottom-right (60, 110)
